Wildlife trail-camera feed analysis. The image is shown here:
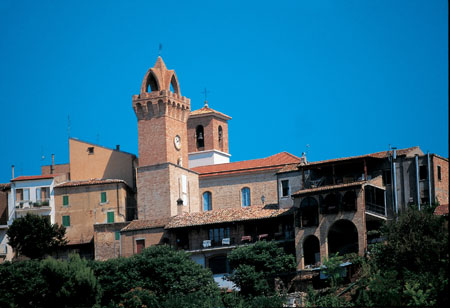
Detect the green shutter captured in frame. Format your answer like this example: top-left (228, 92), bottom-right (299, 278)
top-left (115, 231), bottom-right (120, 240)
top-left (62, 215), bottom-right (70, 227)
top-left (107, 211), bottom-right (114, 223)
top-left (101, 192), bottom-right (107, 203)
top-left (63, 195), bottom-right (69, 206)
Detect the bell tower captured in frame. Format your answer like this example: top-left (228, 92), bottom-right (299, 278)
top-left (133, 57), bottom-right (200, 220)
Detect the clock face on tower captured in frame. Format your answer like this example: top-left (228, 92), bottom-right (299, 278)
top-left (174, 135), bottom-right (181, 150)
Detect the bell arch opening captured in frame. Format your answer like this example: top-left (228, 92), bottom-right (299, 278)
top-left (146, 71), bottom-right (160, 93)
top-left (170, 74), bottom-right (180, 95)
top-left (196, 125), bottom-right (204, 150)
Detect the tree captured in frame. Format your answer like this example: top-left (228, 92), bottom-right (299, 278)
top-left (90, 245), bottom-right (221, 307)
top-left (352, 207), bottom-right (448, 306)
top-left (7, 213), bottom-right (67, 259)
top-left (227, 240), bottom-right (296, 296)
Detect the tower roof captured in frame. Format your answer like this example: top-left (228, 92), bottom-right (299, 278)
top-left (140, 56), bottom-right (181, 95)
top-left (190, 102), bottom-right (231, 120)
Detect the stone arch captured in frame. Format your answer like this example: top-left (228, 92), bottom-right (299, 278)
top-left (322, 192), bottom-right (340, 214)
top-left (144, 70), bottom-right (160, 93)
top-left (327, 219), bottom-right (358, 256)
top-left (303, 235), bottom-right (320, 267)
top-left (170, 73), bottom-right (181, 95)
top-left (300, 196), bottom-right (319, 227)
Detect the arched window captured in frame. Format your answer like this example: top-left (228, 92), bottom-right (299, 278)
top-left (300, 197), bottom-right (319, 227)
top-left (241, 187), bottom-right (251, 207)
top-left (218, 126), bottom-right (223, 142)
top-left (303, 235), bottom-right (320, 267)
top-left (196, 125), bottom-right (204, 149)
top-left (203, 191), bottom-right (212, 211)
top-left (322, 193), bottom-right (339, 214)
top-left (146, 72), bottom-right (159, 93)
top-left (342, 191), bottom-right (357, 211)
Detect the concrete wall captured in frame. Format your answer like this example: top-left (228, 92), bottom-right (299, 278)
top-left (69, 138), bottom-right (136, 188)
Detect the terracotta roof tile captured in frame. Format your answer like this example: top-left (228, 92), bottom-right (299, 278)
top-left (191, 152), bottom-right (301, 177)
top-left (166, 205), bottom-right (293, 229)
top-left (12, 174), bottom-right (60, 182)
top-left (121, 218), bottom-right (171, 231)
top-left (292, 181), bottom-right (367, 196)
top-left (278, 146), bottom-right (423, 173)
top-left (434, 204), bottom-right (449, 216)
top-left (189, 103), bottom-right (231, 120)
top-left (56, 178), bottom-right (129, 188)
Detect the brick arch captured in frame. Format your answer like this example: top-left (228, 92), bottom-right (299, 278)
top-left (327, 219), bottom-right (358, 256)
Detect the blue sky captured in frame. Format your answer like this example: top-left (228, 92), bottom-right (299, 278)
top-left (0, 0), bottom-right (447, 183)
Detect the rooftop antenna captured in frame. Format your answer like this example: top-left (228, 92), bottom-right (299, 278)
top-left (201, 88), bottom-right (210, 107)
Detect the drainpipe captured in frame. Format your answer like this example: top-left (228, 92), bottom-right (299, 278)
top-left (427, 152), bottom-right (432, 205)
top-left (415, 155), bottom-right (421, 210)
top-left (392, 148), bottom-right (398, 216)
top-left (51, 154), bottom-right (55, 174)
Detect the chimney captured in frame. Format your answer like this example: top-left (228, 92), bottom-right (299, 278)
top-left (116, 145), bottom-right (120, 151)
top-left (11, 165), bottom-right (15, 179)
top-left (300, 152), bottom-right (308, 165)
top-left (51, 154), bottom-right (55, 174)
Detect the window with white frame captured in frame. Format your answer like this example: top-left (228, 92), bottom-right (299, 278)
top-left (241, 187), bottom-right (251, 207)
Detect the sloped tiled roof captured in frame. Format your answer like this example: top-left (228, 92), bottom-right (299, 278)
top-left (56, 178), bottom-right (129, 188)
top-left (191, 152), bottom-right (301, 177)
top-left (121, 218), bottom-right (171, 232)
top-left (292, 181), bottom-right (367, 196)
top-left (11, 174), bottom-right (60, 182)
top-left (189, 103), bottom-right (231, 120)
top-left (166, 205), bottom-right (293, 229)
top-left (434, 204), bottom-right (449, 216)
top-left (278, 146), bottom-right (423, 174)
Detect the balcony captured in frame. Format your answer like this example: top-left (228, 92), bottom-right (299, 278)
top-left (15, 199), bottom-right (51, 211)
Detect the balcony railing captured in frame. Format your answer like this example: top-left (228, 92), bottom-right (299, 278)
top-left (366, 201), bottom-right (386, 216)
top-left (15, 199), bottom-right (50, 210)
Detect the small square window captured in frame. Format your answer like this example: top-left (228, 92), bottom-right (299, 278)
top-left (63, 195), bottom-right (69, 206)
top-left (87, 147), bottom-right (94, 154)
top-left (62, 215), bottom-right (70, 227)
top-left (107, 211), bottom-right (114, 223)
top-left (101, 192), bottom-right (107, 203)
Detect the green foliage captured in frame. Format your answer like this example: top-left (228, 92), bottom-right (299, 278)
top-left (305, 286), bottom-right (351, 307)
top-left (118, 287), bottom-right (158, 308)
top-left (227, 240), bottom-right (296, 296)
top-left (90, 245), bottom-right (221, 307)
top-left (221, 291), bottom-right (286, 308)
top-left (0, 255), bottom-right (100, 308)
top-left (7, 213), bottom-right (67, 259)
top-left (321, 253), bottom-right (344, 289)
top-left (352, 207), bottom-right (449, 307)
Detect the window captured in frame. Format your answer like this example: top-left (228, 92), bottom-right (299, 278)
top-left (208, 255), bottom-right (230, 274)
top-left (218, 126), bottom-right (223, 141)
top-left (299, 197), bottom-right (319, 228)
top-left (281, 180), bottom-right (290, 197)
top-left (36, 188), bottom-right (41, 201)
top-left (87, 147), bottom-right (94, 154)
top-left (196, 125), bottom-right (204, 149)
top-left (382, 169), bottom-right (391, 185)
top-left (241, 187), bottom-right (251, 207)
top-left (437, 166), bottom-right (442, 181)
top-left (208, 227), bottom-right (230, 246)
top-left (419, 165), bottom-right (428, 180)
top-left (322, 193), bottom-right (339, 214)
top-left (101, 192), bottom-right (107, 203)
top-left (62, 215), bottom-right (70, 227)
top-left (107, 211), bottom-right (114, 223)
top-left (63, 195), bottom-right (69, 206)
top-left (115, 231), bottom-right (120, 240)
top-left (16, 189), bottom-right (23, 201)
top-left (23, 189), bottom-right (30, 201)
top-left (203, 191), bottom-right (212, 211)
top-left (136, 239), bottom-right (145, 254)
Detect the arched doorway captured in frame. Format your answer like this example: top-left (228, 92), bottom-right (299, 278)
top-left (328, 219), bottom-right (358, 256)
top-left (303, 235), bottom-right (320, 267)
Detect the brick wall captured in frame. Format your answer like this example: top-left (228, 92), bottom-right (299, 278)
top-left (433, 155), bottom-right (449, 205)
top-left (120, 227), bottom-right (168, 257)
top-left (294, 187), bottom-right (366, 269)
top-left (94, 222), bottom-right (129, 260)
top-left (187, 115), bottom-right (229, 154)
top-left (198, 171), bottom-right (278, 211)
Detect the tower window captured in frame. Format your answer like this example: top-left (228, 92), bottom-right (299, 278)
top-left (196, 125), bottom-right (205, 150)
top-left (218, 126), bottom-right (223, 141)
top-left (241, 187), bottom-right (251, 207)
top-left (203, 191), bottom-right (212, 211)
